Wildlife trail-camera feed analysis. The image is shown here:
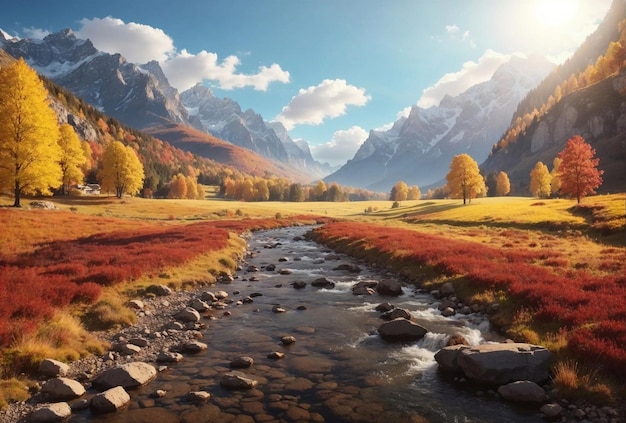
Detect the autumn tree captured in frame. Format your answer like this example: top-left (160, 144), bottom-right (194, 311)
top-left (557, 135), bottom-right (603, 203)
top-left (100, 140), bottom-right (144, 198)
top-left (495, 171), bottom-right (511, 196)
top-left (0, 58), bottom-right (63, 207)
top-left (445, 154), bottom-right (484, 204)
top-left (407, 185), bottom-right (421, 200)
top-left (313, 180), bottom-right (327, 201)
top-left (326, 182), bottom-right (344, 202)
top-left (57, 123), bottom-right (88, 195)
top-left (550, 157), bottom-right (562, 196)
top-left (389, 181), bottom-right (409, 201)
top-left (530, 161), bottom-right (551, 198)
top-left (185, 175), bottom-right (198, 199)
top-left (168, 173), bottom-right (187, 199)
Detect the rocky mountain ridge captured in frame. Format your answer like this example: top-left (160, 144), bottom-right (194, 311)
top-left (325, 54), bottom-right (555, 191)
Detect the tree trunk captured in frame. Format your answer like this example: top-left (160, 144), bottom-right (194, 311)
top-left (13, 181), bottom-right (21, 207)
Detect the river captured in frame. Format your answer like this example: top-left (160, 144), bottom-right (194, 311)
top-left (74, 225), bottom-right (545, 423)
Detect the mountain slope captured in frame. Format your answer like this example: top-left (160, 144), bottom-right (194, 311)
top-left (326, 55), bottom-right (554, 191)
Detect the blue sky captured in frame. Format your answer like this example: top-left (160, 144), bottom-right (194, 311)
top-left (0, 0), bottom-right (612, 165)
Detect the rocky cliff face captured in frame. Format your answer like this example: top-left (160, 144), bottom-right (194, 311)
top-left (482, 72), bottom-right (626, 194)
top-left (0, 30), bottom-right (190, 129)
top-left (182, 84), bottom-right (331, 179)
top-left (325, 55), bottom-right (555, 192)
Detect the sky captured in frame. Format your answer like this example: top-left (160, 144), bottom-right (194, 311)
top-left (0, 0), bottom-right (613, 165)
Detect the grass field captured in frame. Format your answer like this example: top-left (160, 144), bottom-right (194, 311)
top-left (0, 192), bottom-right (624, 406)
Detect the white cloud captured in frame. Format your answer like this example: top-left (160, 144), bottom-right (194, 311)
top-left (22, 27), bottom-right (49, 40)
top-left (417, 49), bottom-right (518, 108)
top-left (161, 50), bottom-right (289, 92)
top-left (77, 17), bottom-right (174, 63)
top-left (275, 79), bottom-right (371, 130)
top-left (76, 17), bottom-right (289, 92)
top-left (446, 24), bottom-right (460, 34)
top-left (310, 126), bottom-right (369, 166)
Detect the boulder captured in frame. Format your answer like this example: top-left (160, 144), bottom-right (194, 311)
top-left (117, 343), bottom-right (141, 355)
top-left (156, 351), bottom-right (184, 363)
top-left (377, 318), bottom-right (427, 342)
top-left (376, 279), bottom-right (403, 296)
top-left (29, 200), bottom-right (56, 210)
top-left (381, 308), bottom-right (412, 321)
top-left (127, 337), bottom-right (149, 348)
top-left (265, 264), bottom-right (276, 271)
top-left (311, 278), bottom-right (335, 288)
top-left (181, 341), bottom-right (208, 353)
top-left (41, 377), bottom-right (85, 401)
top-left (93, 362), bottom-right (158, 390)
top-left (435, 343), bottom-right (552, 385)
top-left (90, 386), bottom-right (131, 414)
top-left (278, 257), bottom-right (289, 262)
top-left (38, 358), bottom-right (69, 377)
top-left (152, 285), bottom-right (172, 296)
top-left (174, 307), bottom-right (201, 323)
top-left (375, 303), bottom-right (395, 313)
top-left (220, 371), bottom-right (258, 390)
top-left (215, 290), bottom-right (229, 300)
top-left (127, 299), bottom-right (144, 310)
top-left (497, 380), bottom-right (547, 402)
top-left (279, 269), bottom-right (292, 275)
top-left (447, 335), bottom-right (469, 346)
top-left (291, 281), bottom-right (307, 289)
top-left (267, 351), bottom-right (285, 360)
top-left (29, 402), bottom-right (71, 423)
top-left (281, 335), bottom-right (296, 345)
top-left (188, 391), bottom-right (211, 403)
top-left (441, 307), bottom-right (456, 317)
top-left (189, 299), bottom-right (210, 312)
top-left (229, 356), bottom-right (254, 369)
top-left (200, 291), bottom-right (217, 302)
top-left (439, 281), bottom-right (455, 297)
top-left (333, 263), bottom-right (362, 273)
top-left (352, 286), bottom-right (375, 296)
top-left (540, 403), bottom-right (564, 418)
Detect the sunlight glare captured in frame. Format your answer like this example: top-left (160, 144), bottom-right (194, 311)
top-left (534, 0), bottom-right (577, 27)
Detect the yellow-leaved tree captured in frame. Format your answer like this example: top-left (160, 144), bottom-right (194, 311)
top-left (58, 123), bottom-right (88, 195)
top-left (100, 141), bottom-right (144, 198)
top-left (529, 161), bottom-right (551, 198)
top-left (495, 171), bottom-right (511, 196)
top-left (390, 181), bottom-right (409, 201)
top-left (0, 58), bottom-right (62, 207)
top-left (445, 154), bottom-right (485, 204)
top-left (407, 185), bottom-right (421, 200)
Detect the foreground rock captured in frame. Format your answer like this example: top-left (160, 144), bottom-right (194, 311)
top-left (29, 403), bottom-right (71, 423)
top-left (220, 371), bottom-right (258, 390)
top-left (378, 318), bottom-right (427, 341)
top-left (92, 362), bottom-right (158, 390)
top-left (376, 279), bottom-right (403, 296)
top-left (434, 343), bottom-right (551, 385)
top-left (497, 380), bottom-right (547, 402)
top-left (90, 386), bottom-right (131, 414)
top-left (38, 359), bottom-right (69, 378)
top-left (41, 377), bottom-right (85, 401)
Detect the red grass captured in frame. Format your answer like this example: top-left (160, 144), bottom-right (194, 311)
top-left (310, 221), bottom-right (626, 375)
top-left (0, 209), bottom-right (332, 348)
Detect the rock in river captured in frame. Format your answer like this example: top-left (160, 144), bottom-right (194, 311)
top-left (378, 318), bottom-right (427, 342)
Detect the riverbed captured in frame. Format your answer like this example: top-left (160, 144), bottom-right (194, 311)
top-left (71, 225), bottom-right (544, 423)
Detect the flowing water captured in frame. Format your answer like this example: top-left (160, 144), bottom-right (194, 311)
top-left (73, 225), bottom-right (545, 423)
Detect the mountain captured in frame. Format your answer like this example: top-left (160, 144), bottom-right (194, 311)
top-left (325, 55), bottom-right (555, 192)
top-left (482, 0), bottom-right (626, 194)
top-left (0, 29), bottom-right (191, 130)
top-left (0, 29), bottom-right (327, 182)
top-left (181, 84), bottom-right (331, 179)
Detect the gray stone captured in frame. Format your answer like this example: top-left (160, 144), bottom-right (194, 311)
top-left (174, 307), bottom-right (200, 323)
top-left (441, 307), bottom-right (456, 317)
top-left (291, 281), bottom-right (307, 289)
top-left (188, 391), bottom-right (211, 403)
top-left (41, 377), bottom-right (85, 401)
top-left (436, 343), bottom-right (552, 385)
top-left (156, 351), bottom-right (184, 363)
top-left (118, 343), bottom-right (142, 355)
top-left (378, 318), bottom-right (427, 341)
top-left (182, 341), bottom-right (208, 353)
top-left (127, 299), bottom-right (144, 310)
top-left (376, 279), bottom-right (403, 296)
top-left (311, 278), bottom-right (335, 288)
top-left (230, 356), bottom-right (254, 368)
top-left (375, 303), bottom-right (395, 313)
top-left (381, 308), bottom-right (412, 320)
top-left (90, 386), bottom-right (131, 414)
top-left (93, 362), bottom-right (158, 390)
top-left (439, 281), bottom-right (455, 297)
top-left (29, 402), bottom-right (71, 423)
top-left (128, 337), bottom-right (149, 348)
top-left (281, 335), bottom-right (297, 345)
top-left (497, 380), bottom-right (547, 402)
top-left (540, 403), bottom-right (564, 418)
top-left (200, 291), bottom-right (217, 302)
top-left (38, 359), bottom-right (70, 377)
top-left (267, 351), bottom-right (285, 359)
top-left (190, 299), bottom-right (210, 312)
top-left (220, 371), bottom-right (258, 390)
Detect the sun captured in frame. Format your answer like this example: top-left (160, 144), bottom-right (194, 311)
top-left (534, 0), bottom-right (578, 28)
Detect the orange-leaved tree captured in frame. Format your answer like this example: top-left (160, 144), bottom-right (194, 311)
top-left (390, 181), bottom-right (409, 201)
top-left (557, 135), bottom-right (603, 204)
top-left (530, 161), bottom-right (551, 198)
top-left (0, 58), bottom-right (62, 207)
top-left (446, 154), bottom-right (485, 204)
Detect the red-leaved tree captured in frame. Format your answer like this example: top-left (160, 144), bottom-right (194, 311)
top-left (557, 135), bottom-right (603, 204)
